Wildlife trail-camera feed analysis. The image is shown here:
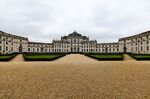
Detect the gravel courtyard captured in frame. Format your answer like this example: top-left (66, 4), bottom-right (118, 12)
top-left (0, 54), bottom-right (150, 99)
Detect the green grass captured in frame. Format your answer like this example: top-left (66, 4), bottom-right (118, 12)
top-left (23, 53), bottom-right (65, 61)
top-left (130, 54), bottom-right (150, 60)
top-left (85, 53), bottom-right (123, 60)
top-left (0, 54), bottom-right (17, 61)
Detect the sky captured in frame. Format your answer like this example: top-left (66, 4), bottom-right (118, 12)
top-left (0, 0), bottom-right (150, 43)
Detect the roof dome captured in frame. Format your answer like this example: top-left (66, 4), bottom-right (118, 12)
top-left (68, 31), bottom-right (82, 36)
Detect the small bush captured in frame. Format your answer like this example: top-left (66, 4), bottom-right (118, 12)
top-left (0, 54), bottom-right (17, 61)
top-left (23, 53), bottom-right (66, 61)
top-left (129, 54), bottom-right (150, 60)
top-left (85, 53), bottom-right (123, 61)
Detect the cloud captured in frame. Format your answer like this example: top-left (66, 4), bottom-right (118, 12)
top-left (0, 0), bottom-right (150, 43)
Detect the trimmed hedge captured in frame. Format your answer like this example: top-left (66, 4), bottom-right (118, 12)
top-left (23, 53), bottom-right (66, 61)
top-left (85, 53), bottom-right (124, 61)
top-left (0, 54), bottom-right (17, 61)
top-left (129, 54), bottom-right (150, 60)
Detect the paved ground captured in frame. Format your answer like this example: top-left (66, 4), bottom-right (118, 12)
top-left (55, 54), bottom-right (99, 64)
top-left (10, 54), bottom-right (24, 62)
top-left (0, 54), bottom-right (150, 99)
top-left (124, 54), bottom-right (136, 61)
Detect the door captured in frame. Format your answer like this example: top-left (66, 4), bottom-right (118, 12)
top-left (124, 46), bottom-right (127, 53)
top-left (19, 44), bottom-right (22, 53)
top-left (105, 47), bottom-right (108, 53)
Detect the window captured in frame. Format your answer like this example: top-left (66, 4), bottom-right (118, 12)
top-left (74, 39), bottom-right (76, 43)
top-left (28, 48), bottom-right (30, 51)
top-left (109, 48), bottom-right (111, 52)
top-left (147, 36), bottom-right (149, 39)
top-left (141, 47), bottom-right (143, 51)
top-left (117, 48), bottom-right (119, 51)
top-left (6, 46), bottom-right (8, 51)
top-left (147, 46), bottom-right (149, 51)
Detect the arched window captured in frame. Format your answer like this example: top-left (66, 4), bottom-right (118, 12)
top-left (74, 39), bottom-right (76, 43)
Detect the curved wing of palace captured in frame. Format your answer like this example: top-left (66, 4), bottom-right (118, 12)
top-left (0, 30), bottom-right (150, 54)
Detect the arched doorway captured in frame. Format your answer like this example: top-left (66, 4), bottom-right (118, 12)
top-left (77, 47), bottom-right (79, 52)
top-left (105, 47), bottom-right (108, 53)
top-left (19, 44), bottom-right (22, 53)
top-left (123, 46), bottom-right (127, 53)
top-left (74, 47), bottom-right (76, 52)
top-left (41, 47), bottom-right (44, 53)
top-left (71, 47), bottom-right (73, 52)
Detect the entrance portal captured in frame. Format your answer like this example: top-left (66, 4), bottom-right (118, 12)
top-left (19, 44), bottom-right (22, 53)
top-left (123, 46), bottom-right (127, 53)
top-left (71, 47), bottom-right (79, 53)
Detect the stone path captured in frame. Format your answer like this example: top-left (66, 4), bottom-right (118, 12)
top-left (55, 54), bottom-right (99, 64)
top-left (123, 54), bottom-right (136, 61)
top-left (10, 54), bottom-right (24, 62)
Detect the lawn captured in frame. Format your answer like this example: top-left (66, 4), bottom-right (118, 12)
top-left (23, 53), bottom-right (66, 61)
top-left (0, 54), bottom-right (17, 61)
top-left (129, 54), bottom-right (150, 60)
top-left (85, 53), bottom-right (123, 60)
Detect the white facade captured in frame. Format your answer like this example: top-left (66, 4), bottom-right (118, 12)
top-left (0, 30), bottom-right (150, 54)
top-left (119, 31), bottom-right (150, 54)
top-left (0, 31), bottom-right (28, 54)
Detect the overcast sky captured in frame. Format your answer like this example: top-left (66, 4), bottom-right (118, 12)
top-left (0, 0), bottom-right (150, 43)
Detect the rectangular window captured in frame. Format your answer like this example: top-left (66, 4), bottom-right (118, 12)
top-left (28, 48), bottom-right (30, 51)
top-left (141, 47), bottom-right (143, 51)
top-left (117, 48), bottom-right (119, 51)
top-left (109, 48), bottom-right (111, 52)
top-left (147, 46), bottom-right (149, 51)
top-left (6, 46), bottom-right (8, 51)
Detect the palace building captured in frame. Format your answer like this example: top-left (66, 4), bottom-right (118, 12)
top-left (0, 30), bottom-right (150, 54)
